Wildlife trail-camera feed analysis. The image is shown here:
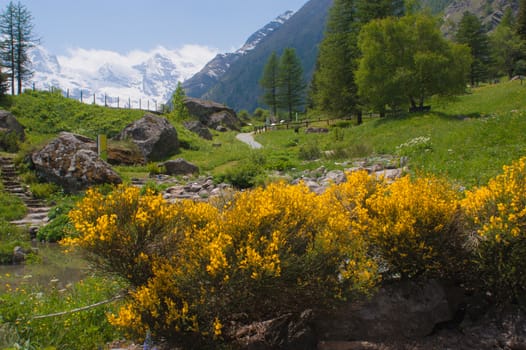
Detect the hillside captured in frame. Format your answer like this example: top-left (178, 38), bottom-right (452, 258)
top-left (188, 0), bottom-right (333, 112)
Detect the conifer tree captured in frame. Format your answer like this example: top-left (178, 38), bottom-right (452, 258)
top-left (310, 0), bottom-right (359, 118)
top-left (259, 51), bottom-right (280, 117)
top-left (517, 0), bottom-right (526, 41)
top-left (0, 1), bottom-right (38, 94)
top-left (277, 48), bottom-right (305, 121)
top-left (455, 11), bottom-right (491, 86)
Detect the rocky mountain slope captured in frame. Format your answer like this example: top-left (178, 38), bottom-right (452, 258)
top-left (27, 46), bottom-right (215, 108)
top-left (184, 0), bottom-right (333, 112)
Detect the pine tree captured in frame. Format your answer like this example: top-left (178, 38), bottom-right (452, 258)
top-left (517, 0), bottom-right (526, 41)
top-left (310, 0), bottom-right (359, 118)
top-left (259, 52), bottom-right (280, 117)
top-left (277, 48), bottom-right (306, 121)
top-left (0, 1), bottom-right (38, 95)
top-left (455, 11), bottom-right (491, 86)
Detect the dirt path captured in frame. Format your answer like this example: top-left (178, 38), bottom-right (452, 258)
top-left (236, 132), bottom-right (263, 149)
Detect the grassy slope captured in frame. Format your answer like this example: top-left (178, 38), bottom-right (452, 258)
top-left (256, 80), bottom-right (526, 188)
top-left (2, 80), bottom-right (525, 189)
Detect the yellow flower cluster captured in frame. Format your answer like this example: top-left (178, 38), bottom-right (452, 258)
top-left (362, 175), bottom-right (462, 278)
top-left (461, 157), bottom-right (526, 300)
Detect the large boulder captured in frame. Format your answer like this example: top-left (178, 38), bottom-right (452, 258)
top-left (184, 97), bottom-right (242, 131)
top-left (161, 158), bottom-right (199, 176)
top-left (31, 132), bottom-right (121, 192)
top-left (314, 279), bottom-right (463, 341)
top-left (183, 120), bottom-right (213, 140)
top-left (115, 114), bottom-right (178, 162)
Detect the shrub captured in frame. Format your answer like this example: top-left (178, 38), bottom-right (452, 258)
top-left (0, 191), bottom-right (26, 221)
top-left (298, 141), bottom-right (321, 160)
top-left (461, 157), bottom-right (526, 302)
top-left (218, 161), bottom-right (265, 189)
top-left (66, 182), bottom-right (378, 347)
top-left (30, 182), bottom-right (61, 199)
top-left (0, 130), bottom-right (20, 152)
top-left (359, 174), bottom-right (466, 280)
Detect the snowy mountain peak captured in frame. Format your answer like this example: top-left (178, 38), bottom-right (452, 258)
top-left (238, 10), bottom-right (295, 55)
top-left (27, 45), bottom-right (217, 108)
top-left (183, 10), bottom-right (295, 98)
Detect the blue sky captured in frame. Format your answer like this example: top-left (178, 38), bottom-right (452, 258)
top-left (0, 0), bottom-right (308, 55)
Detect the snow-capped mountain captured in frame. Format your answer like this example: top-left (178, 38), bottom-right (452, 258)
top-left (27, 45), bottom-right (217, 108)
top-left (182, 10), bottom-right (294, 99)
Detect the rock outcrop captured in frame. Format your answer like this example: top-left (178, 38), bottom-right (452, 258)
top-left (0, 110), bottom-right (25, 151)
top-left (161, 159), bottom-right (199, 176)
top-left (183, 120), bottom-right (213, 140)
top-left (115, 114), bottom-right (179, 162)
top-left (30, 132), bottom-right (121, 192)
top-left (184, 97), bottom-right (242, 131)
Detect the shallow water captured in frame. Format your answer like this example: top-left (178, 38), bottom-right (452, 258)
top-left (0, 242), bottom-right (90, 292)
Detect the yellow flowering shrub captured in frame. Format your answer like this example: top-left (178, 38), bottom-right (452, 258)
top-left (66, 181), bottom-right (379, 346)
top-left (64, 185), bottom-right (181, 286)
top-left (359, 175), bottom-right (465, 279)
top-left (462, 157), bottom-right (526, 301)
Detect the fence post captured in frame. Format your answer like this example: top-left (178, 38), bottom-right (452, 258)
top-left (93, 93), bottom-right (96, 105)
top-left (80, 90), bottom-right (83, 103)
top-left (32, 82), bottom-right (35, 91)
top-left (66, 89), bottom-right (69, 98)
top-left (128, 97), bottom-right (131, 109)
top-left (117, 96), bottom-right (119, 108)
top-left (104, 94), bottom-right (107, 107)
top-left (139, 98), bottom-right (141, 110)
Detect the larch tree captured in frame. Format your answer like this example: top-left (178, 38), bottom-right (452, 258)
top-left (171, 82), bottom-right (189, 121)
top-left (277, 48), bottom-right (305, 121)
top-left (455, 11), bottom-right (491, 86)
top-left (259, 51), bottom-right (280, 117)
top-left (517, 0), bottom-right (526, 41)
top-left (310, 0), bottom-right (359, 118)
top-left (0, 1), bottom-right (38, 95)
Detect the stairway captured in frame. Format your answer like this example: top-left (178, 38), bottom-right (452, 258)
top-left (0, 156), bottom-right (51, 234)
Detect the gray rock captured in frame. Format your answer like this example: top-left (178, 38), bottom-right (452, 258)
top-left (305, 127), bottom-right (329, 133)
top-left (0, 110), bottom-right (25, 140)
top-left (315, 279), bottom-right (463, 341)
top-left (115, 114), bottom-right (178, 162)
top-left (162, 158), bottom-right (199, 176)
top-left (184, 97), bottom-right (242, 131)
top-left (183, 120), bottom-right (213, 140)
top-left (230, 310), bottom-right (317, 350)
top-left (31, 132), bottom-right (121, 192)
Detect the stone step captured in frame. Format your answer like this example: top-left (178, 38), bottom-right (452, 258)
top-left (27, 206), bottom-right (51, 214)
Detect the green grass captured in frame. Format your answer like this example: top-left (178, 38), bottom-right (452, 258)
top-left (253, 80), bottom-right (526, 188)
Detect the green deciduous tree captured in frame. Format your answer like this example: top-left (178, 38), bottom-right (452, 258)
top-left (277, 48), bottom-right (306, 121)
top-left (0, 1), bottom-right (38, 95)
top-left (455, 11), bottom-right (491, 86)
top-left (356, 14), bottom-right (471, 114)
top-left (259, 51), bottom-right (280, 116)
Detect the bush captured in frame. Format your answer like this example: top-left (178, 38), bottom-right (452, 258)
top-left (0, 191), bottom-right (26, 221)
top-left (358, 174), bottom-right (466, 280)
top-left (462, 157), bottom-right (526, 303)
top-left (65, 182), bottom-right (378, 347)
top-left (0, 130), bottom-right (20, 152)
top-left (30, 182), bottom-right (61, 199)
top-left (218, 161), bottom-right (265, 189)
top-left (298, 141), bottom-right (321, 160)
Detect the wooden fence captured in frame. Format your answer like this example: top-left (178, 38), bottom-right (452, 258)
top-left (29, 83), bottom-right (168, 114)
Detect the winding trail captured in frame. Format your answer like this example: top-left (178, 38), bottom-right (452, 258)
top-left (236, 132), bottom-right (263, 149)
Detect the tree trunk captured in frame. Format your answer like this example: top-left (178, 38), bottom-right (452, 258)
top-left (356, 109), bottom-right (363, 125)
